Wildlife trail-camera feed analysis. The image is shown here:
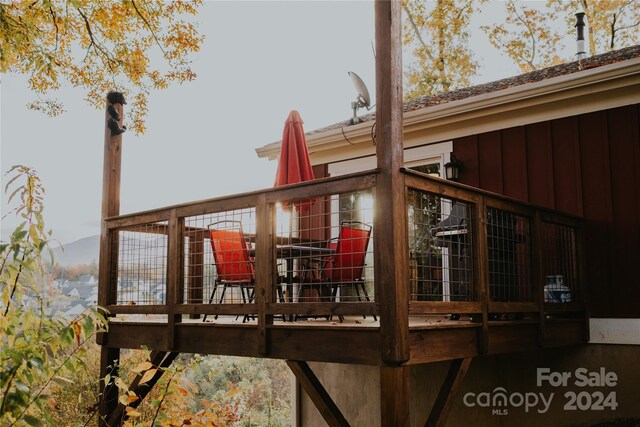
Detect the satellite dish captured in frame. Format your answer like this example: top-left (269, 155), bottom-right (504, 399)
top-left (348, 71), bottom-right (372, 125)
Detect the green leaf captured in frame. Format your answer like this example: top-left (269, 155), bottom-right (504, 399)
top-left (4, 173), bottom-right (21, 193)
top-left (82, 314), bottom-right (94, 337)
top-left (29, 356), bottom-right (44, 371)
top-left (24, 415), bottom-right (43, 427)
top-left (14, 379), bottom-right (30, 393)
top-left (29, 224), bottom-right (40, 246)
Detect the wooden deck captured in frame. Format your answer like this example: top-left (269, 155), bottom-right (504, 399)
top-left (100, 171), bottom-right (588, 365)
top-left (103, 314), bottom-right (586, 365)
top-left (97, 168), bottom-right (588, 367)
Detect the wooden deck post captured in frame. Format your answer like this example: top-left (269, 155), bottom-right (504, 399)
top-left (256, 195), bottom-right (275, 355)
top-left (476, 198), bottom-right (490, 354)
top-left (187, 230), bottom-right (205, 318)
top-left (98, 92), bottom-right (125, 425)
top-left (374, 0), bottom-right (410, 365)
top-left (166, 209), bottom-right (183, 350)
top-left (532, 212), bottom-right (547, 347)
top-left (380, 366), bottom-right (410, 427)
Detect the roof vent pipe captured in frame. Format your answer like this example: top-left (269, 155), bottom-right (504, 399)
top-left (575, 12), bottom-right (587, 60)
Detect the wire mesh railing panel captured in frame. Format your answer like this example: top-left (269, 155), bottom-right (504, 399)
top-left (110, 223), bottom-right (168, 305)
top-left (277, 190), bottom-right (375, 304)
top-left (407, 188), bottom-right (476, 302)
top-left (487, 208), bottom-right (533, 302)
top-left (183, 208), bottom-right (257, 305)
top-left (540, 222), bottom-right (579, 304)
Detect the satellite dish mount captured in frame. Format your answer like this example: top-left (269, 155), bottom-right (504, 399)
top-left (348, 71), bottom-right (372, 125)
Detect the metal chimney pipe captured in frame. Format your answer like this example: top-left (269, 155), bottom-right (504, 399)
top-left (575, 12), bottom-right (587, 60)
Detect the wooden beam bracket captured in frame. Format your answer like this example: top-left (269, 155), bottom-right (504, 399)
top-left (287, 360), bottom-right (350, 427)
top-left (424, 357), bottom-right (473, 427)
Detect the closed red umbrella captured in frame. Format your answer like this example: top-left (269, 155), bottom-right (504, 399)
top-left (274, 110), bottom-right (315, 213)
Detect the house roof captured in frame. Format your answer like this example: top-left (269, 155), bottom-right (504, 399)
top-left (256, 44), bottom-right (640, 162)
top-left (307, 44), bottom-right (640, 136)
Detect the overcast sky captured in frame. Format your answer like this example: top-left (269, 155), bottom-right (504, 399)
top-left (1, 1), bottom-right (571, 244)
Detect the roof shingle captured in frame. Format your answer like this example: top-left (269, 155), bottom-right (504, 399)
top-left (308, 44), bottom-right (640, 136)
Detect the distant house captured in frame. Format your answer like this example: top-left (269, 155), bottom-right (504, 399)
top-left (64, 303), bottom-right (86, 318)
top-left (67, 288), bottom-right (80, 298)
top-left (78, 274), bottom-right (97, 285)
top-left (65, 283), bottom-right (95, 300)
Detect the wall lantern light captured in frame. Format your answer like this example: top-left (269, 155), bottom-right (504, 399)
top-left (444, 154), bottom-right (462, 181)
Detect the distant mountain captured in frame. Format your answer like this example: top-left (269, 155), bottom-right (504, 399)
top-left (53, 235), bottom-right (100, 266)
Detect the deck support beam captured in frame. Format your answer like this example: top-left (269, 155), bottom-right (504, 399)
top-left (106, 351), bottom-right (179, 426)
top-left (286, 360), bottom-right (350, 427)
top-left (380, 366), bottom-right (410, 427)
top-left (99, 347), bottom-right (120, 427)
top-left (424, 357), bottom-right (473, 427)
top-left (374, 0), bottom-right (410, 365)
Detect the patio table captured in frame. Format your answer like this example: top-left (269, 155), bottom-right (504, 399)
top-left (247, 243), bottom-right (335, 303)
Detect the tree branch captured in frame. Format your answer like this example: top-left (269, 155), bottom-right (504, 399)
top-left (0, 368), bottom-right (18, 415)
top-left (616, 19), bottom-right (640, 33)
top-left (75, 7), bottom-right (119, 75)
top-left (150, 369), bottom-right (176, 425)
top-left (3, 253), bottom-right (25, 317)
top-left (403, 3), bottom-right (436, 63)
top-left (510, 1), bottom-right (537, 69)
top-left (48, 6), bottom-right (59, 53)
top-left (130, 0), bottom-right (166, 56)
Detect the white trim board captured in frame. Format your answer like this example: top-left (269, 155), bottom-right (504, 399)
top-left (327, 141), bottom-right (453, 176)
top-left (589, 318), bottom-right (640, 345)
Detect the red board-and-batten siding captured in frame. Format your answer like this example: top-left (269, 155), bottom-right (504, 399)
top-left (454, 104), bottom-right (640, 318)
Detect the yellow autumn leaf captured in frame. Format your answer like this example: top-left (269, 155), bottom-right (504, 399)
top-left (225, 388), bottom-right (240, 397)
top-left (176, 386), bottom-right (190, 397)
top-left (46, 397), bottom-right (57, 409)
top-left (139, 368), bottom-right (157, 385)
top-left (28, 223), bottom-right (40, 245)
top-left (114, 377), bottom-right (128, 392)
top-left (132, 361), bottom-right (154, 373)
top-left (125, 406), bottom-right (142, 417)
top-left (71, 320), bottom-right (82, 336)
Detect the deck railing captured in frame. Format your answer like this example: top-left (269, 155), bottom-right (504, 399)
top-left (99, 168), bottom-right (584, 334)
top-left (100, 170), bottom-right (379, 324)
top-left (403, 169), bottom-right (585, 347)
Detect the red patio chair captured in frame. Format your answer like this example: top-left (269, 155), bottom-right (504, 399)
top-left (205, 220), bottom-right (255, 321)
top-left (302, 221), bottom-right (375, 321)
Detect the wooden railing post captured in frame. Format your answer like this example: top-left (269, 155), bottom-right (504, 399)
top-left (575, 224), bottom-right (590, 342)
top-left (187, 229), bottom-right (205, 318)
top-left (476, 198), bottom-right (490, 354)
top-left (532, 212), bottom-right (547, 347)
top-left (255, 195), bottom-right (275, 356)
top-left (166, 209), bottom-right (183, 350)
top-left (374, 0), bottom-right (410, 365)
top-left (98, 92), bottom-right (125, 426)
